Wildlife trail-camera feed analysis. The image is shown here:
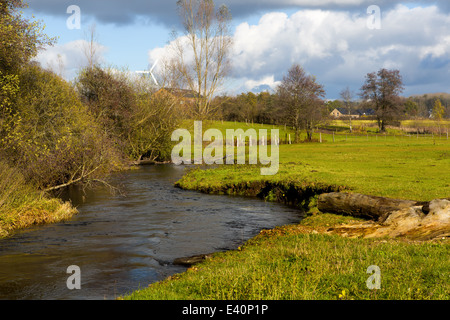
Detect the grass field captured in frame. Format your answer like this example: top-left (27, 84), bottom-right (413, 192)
top-left (175, 121), bottom-right (450, 201)
top-left (124, 120), bottom-right (450, 300)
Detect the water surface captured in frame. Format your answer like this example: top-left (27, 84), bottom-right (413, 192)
top-left (0, 165), bottom-right (302, 300)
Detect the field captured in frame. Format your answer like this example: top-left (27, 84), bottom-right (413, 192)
top-left (176, 120), bottom-right (450, 201)
top-left (123, 120), bottom-right (450, 300)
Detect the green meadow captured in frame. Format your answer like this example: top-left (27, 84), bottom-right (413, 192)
top-left (124, 120), bottom-right (450, 300)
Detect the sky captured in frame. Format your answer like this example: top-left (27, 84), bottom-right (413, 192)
top-left (25, 0), bottom-right (450, 99)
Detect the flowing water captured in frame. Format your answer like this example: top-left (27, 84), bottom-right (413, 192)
top-left (0, 165), bottom-right (302, 300)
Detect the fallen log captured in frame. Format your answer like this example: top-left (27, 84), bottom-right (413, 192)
top-left (317, 192), bottom-right (424, 222)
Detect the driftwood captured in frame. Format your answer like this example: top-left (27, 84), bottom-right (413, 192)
top-left (317, 192), bottom-right (426, 222)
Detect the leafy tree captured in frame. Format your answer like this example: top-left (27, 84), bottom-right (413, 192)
top-left (76, 66), bottom-right (135, 145)
top-left (432, 99), bottom-right (445, 121)
top-left (360, 68), bottom-right (404, 132)
top-left (0, 0), bottom-right (55, 74)
top-left (127, 78), bottom-right (181, 161)
top-left (276, 64), bottom-right (326, 142)
top-left (76, 67), bottom-right (181, 162)
top-left (432, 98), bottom-right (445, 134)
top-left (1, 64), bottom-right (121, 190)
top-left (403, 99), bottom-right (418, 118)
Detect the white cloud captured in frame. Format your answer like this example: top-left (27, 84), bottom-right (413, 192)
top-left (34, 40), bottom-right (108, 79)
top-left (147, 4), bottom-right (450, 97)
top-left (244, 75), bottom-right (281, 91)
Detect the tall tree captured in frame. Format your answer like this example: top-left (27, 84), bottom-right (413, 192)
top-left (170, 0), bottom-right (233, 119)
top-left (360, 68), bottom-right (404, 132)
top-left (277, 64), bottom-right (326, 142)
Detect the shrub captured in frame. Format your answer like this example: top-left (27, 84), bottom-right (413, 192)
top-left (76, 67), bottom-right (181, 162)
top-left (0, 64), bottom-right (122, 190)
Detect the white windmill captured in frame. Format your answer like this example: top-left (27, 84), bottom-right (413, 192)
top-left (136, 60), bottom-right (159, 86)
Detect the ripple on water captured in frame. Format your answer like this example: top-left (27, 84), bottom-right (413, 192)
top-left (0, 165), bottom-right (302, 299)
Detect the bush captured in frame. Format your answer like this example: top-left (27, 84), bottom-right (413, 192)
top-left (0, 64), bottom-right (122, 190)
top-left (76, 67), bottom-right (181, 162)
top-left (0, 157), bottom-right (77, 238)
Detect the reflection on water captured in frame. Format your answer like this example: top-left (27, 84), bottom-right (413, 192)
top-left (0, 165), bottom-right (302, 300)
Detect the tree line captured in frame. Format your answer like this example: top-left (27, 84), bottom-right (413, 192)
top-left (213, 66), bottom-right (449, 139)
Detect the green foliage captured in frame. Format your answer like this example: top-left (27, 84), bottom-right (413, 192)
top-left (403, 99), bottom-right (418, 117)
top-left (0, 0), bottom-right (56, 74)
top-left (0, 157), bottom-right (76, 238)
top-left (76, 66), bottom-right (181, 161)
top-left (1, 64), bottom-right (121, 189)
top-left (432, 99), bottom-right (445, 122)
top-left (216, 91), bottom-right (277, 124)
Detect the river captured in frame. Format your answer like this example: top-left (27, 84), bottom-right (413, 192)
top-left (0, 164), bottom-right (302, 300)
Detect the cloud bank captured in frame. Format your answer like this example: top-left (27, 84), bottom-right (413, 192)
top-left (30, 1), bottom-right (450, 98)
top-left (148, 3), bottom-right (450, 97)
top-left (26, 0), bottom-right (450, 26)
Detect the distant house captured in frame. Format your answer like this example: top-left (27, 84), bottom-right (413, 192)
top-left (330, 108), bottom-right (359, 118)
top-left (330, 108), bottom-right (375, 118)
top-left (356, 108), bottom-right (376, 117)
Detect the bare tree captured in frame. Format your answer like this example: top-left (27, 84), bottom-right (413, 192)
top-left (360, 68), bottom-right (404, 132)
top-left (171, 0), bottom-right (233, 119)
top-left (83, 23), bottom-right (100, 69)
top-left (277, 64), bottom-right (326, 142)
top-left (340, 86), bottom-right (354, 133)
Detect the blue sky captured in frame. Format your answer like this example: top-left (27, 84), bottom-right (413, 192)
top-left (25, 1), bottom-right (450, 99)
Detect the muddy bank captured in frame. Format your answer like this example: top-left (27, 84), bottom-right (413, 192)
top-left (175, 179), bottom-right (348, 212)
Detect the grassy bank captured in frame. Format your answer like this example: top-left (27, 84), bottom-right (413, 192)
top-left (124, 213), bottom-right (449, 300)
top-left (0, 160), bottom-right (77, 238)
top-left (176, 136), bottom-right (450, 202)
top-left (124, 125), bottom-right (449, 300)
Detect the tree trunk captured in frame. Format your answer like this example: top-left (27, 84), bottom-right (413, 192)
top-left (317, 192), bottom-right (423, 222)
top-left (294, 127), bottom-right (300, 143)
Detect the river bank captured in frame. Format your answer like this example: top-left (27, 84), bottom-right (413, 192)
top-left (123, 210), bottom-right (449, 300)
top-left (123, 139), bottom-right (450, 300)
top-left (123, 189), bottom-right (449, 300)
top-left (0, 160), bottom-right (78, 239)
